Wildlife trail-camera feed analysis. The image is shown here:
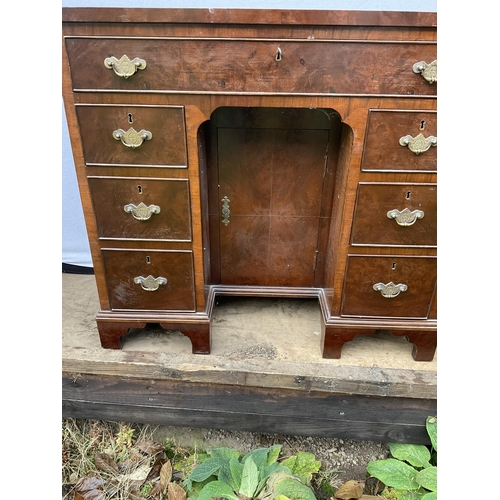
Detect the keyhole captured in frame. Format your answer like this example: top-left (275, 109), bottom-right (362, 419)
top-left (420, 120), bottom-right (426, 130)
top-left (146, 256), bottom-right (151, 264)
top-left (275, 47), bottom-right (282, 61)
top-left (392, 262), bottom-right (397, 270)
top-left (138, 185), bottom-right (143, 194)
top-left (128, 113), bottom-right (133, 123)
top-left (406, 191), bottom-right (411, 200)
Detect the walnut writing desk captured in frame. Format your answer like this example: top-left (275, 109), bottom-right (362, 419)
top-left (62, 8), bottom-right (437, 360)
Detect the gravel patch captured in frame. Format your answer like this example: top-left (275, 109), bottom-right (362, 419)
top-left (152, 426), bottom-right (390, 486)
top-left (229, 342), bottom-right (279, 359)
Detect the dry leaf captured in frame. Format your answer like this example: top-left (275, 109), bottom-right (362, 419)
top-left (120, 464), bottom-right (152, 482)
top-left (148, 461), bottom-right (173, 497)
top-left (160, 460), bottom-right (173, 487)
top-left (149, 480), bottom-right (164, 497)
top-left (334, 479), bottom-right (365, 499)
top-left (94, 453), bottom-right (119, 475)
top-left (76, 476), bottom-right (106, 492)
top-left (359, 496), bottom-right (385, 499)
top-left (168, 482), bottom-right (187, 500)
top-left (145, 456), bottom-right (169, 483)
top-left (137, 440), bottom-right (165, 455)
top-left (74, 476), bottom-right (107, 500)
top-left (75, 491), bottom-right (106, 500)
top-left (129, 447), bottom-right (145, 462)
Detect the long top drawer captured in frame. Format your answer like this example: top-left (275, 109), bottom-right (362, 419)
top-left (65, 37), bottom-right (436, 96)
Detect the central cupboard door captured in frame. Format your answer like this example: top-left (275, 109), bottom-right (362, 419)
top-left (217, 125), bottom-right (330, 287)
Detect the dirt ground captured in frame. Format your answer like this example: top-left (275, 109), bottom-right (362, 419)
top-left (63, 418), bottom-right (390, 495)
top-left (159, 426), bottom-right (389, 483)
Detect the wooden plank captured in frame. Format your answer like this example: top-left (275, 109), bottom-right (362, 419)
top-left (63, 345), bottom-right (436, 400)
top-left (63, 373), bottom-right (435, 444)
top-left (63, 373), bottom-right (434, 424)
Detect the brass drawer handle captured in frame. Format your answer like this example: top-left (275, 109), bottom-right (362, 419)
top-left (134, 275), bottom-right (167, 291)
top-left (399, 133), bottom-right (437, 155)
top-left (221, 196), bottom-right (231, 226)
top-left (412, 60), bottom-right (437, 84)
top-left (373, 282), bottom-right (408, 298)
top-left (113, 127), bottom-right (152, 149)
top-left (124, 202), bottom-right (161, 221)
top-left (104, 55), bottom-right (147, 79)
top-left (387, 208), bottom-right (424, 227)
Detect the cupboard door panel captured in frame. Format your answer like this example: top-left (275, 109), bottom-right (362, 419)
top-left (272, 129), bottom-right (329, 217)
top-left (220, 216), bottom-right (270, 285)
top-left (268, 216), bottom-right (320, 287)
top-left (217, 124), bottom-right (329, 287)
top-left (218, 128), bottom-right (273, 216)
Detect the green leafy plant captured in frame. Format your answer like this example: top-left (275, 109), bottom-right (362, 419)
top-left (115, 425), bottom-right (135, 449)
top-left (185, 445), bottom-right (321, 500)
top-left (366, 416), bottom-right (437, 500)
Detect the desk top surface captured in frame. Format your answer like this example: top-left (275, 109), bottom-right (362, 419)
top-left (62, 8), bottom-right (437, 27)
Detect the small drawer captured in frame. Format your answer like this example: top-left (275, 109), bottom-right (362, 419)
top-left (361, 110), bottom-right (437, 172)
top-left (75, 104), bottom-right (187, 167)
top-left (65, 37), bottom-right (436, 96)
top-left (65, 37), bottom-right (278, 93)
top-left (351, 183), bottom-right (436, 247)
top-left (275, 41), bottom-right (436, 95)
top-left (341, 255), bottom-right (436, 318)
top-left (101, 249), bottom-right (195, 311)
top-left (88, 177), bottom-right (192, 241)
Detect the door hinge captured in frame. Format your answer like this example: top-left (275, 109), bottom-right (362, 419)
top-left (313, 250), bottom-right (319, 271)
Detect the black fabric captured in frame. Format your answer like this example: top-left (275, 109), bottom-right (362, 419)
top-left (62, 263), bottom-right (94, 274)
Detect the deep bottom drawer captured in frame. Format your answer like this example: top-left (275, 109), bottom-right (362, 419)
top-left (101, 249), bottom-right (195, 311)
top-left (341, 255), bottom-right (436, 318)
